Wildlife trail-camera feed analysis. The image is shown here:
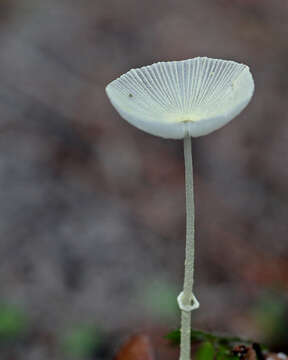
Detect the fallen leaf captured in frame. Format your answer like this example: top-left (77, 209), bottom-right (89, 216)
top-left (232, 345), bottom-right (257, 360)
top-left (115, 334), bottom-right (154, 360)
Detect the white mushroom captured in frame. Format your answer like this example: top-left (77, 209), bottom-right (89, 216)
top-left (105, 57), bottom-right (255, 360)
top-left (106, 57), bottom-right (254, 139)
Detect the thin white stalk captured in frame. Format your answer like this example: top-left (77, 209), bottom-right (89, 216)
top-left (179, 136), bottom-right (196, 360)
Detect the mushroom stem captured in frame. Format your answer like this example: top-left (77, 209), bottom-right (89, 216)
top-left (179, 136), bottom-right (197, 360)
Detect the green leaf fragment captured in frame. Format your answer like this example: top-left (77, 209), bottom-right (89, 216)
top-left (0, 304), bottom-right (28, 340)
top-left (165, 328), bottom-right (268, 353)
top-left (195, 341), bottom-right (215, 360)
top-left (165, 329), bottom-right (180, 345)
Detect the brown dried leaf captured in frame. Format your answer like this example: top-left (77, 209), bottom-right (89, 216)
top-left (115, 334), bottom-right (155, 360)
top-left (232, 345), bottom-right (256, 360)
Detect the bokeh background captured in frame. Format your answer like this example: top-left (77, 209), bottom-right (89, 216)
top-left (0, 0), bottom-right (288, 359)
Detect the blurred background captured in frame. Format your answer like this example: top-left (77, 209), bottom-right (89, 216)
top-left (0, 0), bottom-right (288, 359)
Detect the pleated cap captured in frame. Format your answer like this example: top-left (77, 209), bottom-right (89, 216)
top-left (106, 57), bottom-right (254, 139)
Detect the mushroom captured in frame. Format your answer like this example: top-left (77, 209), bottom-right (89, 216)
top-left (105, 57), bottom-right (254, 360)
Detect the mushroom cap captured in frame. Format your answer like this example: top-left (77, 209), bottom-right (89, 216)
top-left (105, 57), bottom-right (254, 139)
